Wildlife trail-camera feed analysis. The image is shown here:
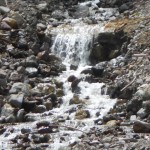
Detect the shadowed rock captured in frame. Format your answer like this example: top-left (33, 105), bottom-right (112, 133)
top-left (133, 120), bottom-right (150, 133)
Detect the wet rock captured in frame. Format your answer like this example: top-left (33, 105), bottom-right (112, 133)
top-left (5, 115), bottom-right (16, 123)
top-left (35, 105), bottom-right (47, 113)
top-left (103, 114), bottom-right (119, 123)
top-left (32, 134), bottom-right (50, 144)
top-left (68, 75), bottom-right (77, 82)
top-left (38, 127), bottom-right (53, 134)
top-left (44, 101), bottom-right (53, 110)
top-left (40, 84), bottom-right (55, 95)
top-left (0, 117), bottom-right (5, 123)
top-left (49, 94), bottom-right (57, 107)
top-left (17, 109), bottom-right (25, 122)
top-left (9, 93), bottom-right (24, 108)
top-left (91, 66), bottom-right (104, 77)
top-left (69, 95), bottom-right (83, 105)
top-left (71, 78), bottom-right (81, 92)
top-left (36, 121), bottom-right (50, 128)
top-left (56, 89), bottom-right (64, 97)
top-left (21, 128), bottom-right (31, 134)
top-left (133, 120), bottom-right (150, 133)
top-left (75, 109), bottom-right (90, 119)
top-left (25, 114), bottom-right (37, 122)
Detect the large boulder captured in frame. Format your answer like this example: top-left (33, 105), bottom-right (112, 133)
top-left (133, 120), bottom-right (150, 133)
top-left (90, 30), bottom-right (127, 64)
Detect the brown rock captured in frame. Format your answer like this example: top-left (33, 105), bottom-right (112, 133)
top-left (133, 120), bottom-right (150, 133)
top-left (75, 109), bottom-right (90, 120)
top-left (3, 17), bottom-right (18, 29)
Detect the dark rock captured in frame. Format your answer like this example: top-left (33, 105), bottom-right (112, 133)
top-left (119, 3), bottom-right (129, 13)
top-left (36, 121), bottom-right (50, 128)
top-left (17, 109), bottom-right (25, 122)
top-left (91, 66), bottom-right (104, 77)
top-left (68, 75), bottom-right (77, 82)
top-left (38, 127), bottom-right (53, 134)
top-left (5, 115), bottom-right (16, 123)
top-left (126, 97), bottom-right (142, 114)
top-left (133, 120), bottom-right (150, 133)
top-left (0, 69), bottom-right (7, 79)
top-left (103, 114), bottom-right (119, 123)
top-left (18, 38), bottom-right (28, 50)
top-left (25, 55), bottom-right (38, 68)
top-left (35, 105), bottom-right (47, 113)
top-left (0, 0), bottom-right (6, 6)
top-left (24, 114), bottom-right (37, 122)
top-left (49, 94), bottom-right (57, 107)
top-left (9, 93), bottom-right (24, 108)
top-left (71, 78), bottom-right (81, 92)
top-left (90, 30), bottom-right (127, 64)
top-left (21, 128), bottom-right (31, 134)
top-left (22, 101), bottom-right (36, 112)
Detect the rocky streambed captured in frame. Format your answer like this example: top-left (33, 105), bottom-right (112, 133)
top-left (0, 0), bottom-right (150, 149)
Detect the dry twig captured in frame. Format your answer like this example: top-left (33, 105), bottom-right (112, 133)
top-left (120, 76), bottom-right (136, 92)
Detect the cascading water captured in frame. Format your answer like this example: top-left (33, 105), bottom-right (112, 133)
top-left (0, 0), bottom-right (118, 149)
top-left (47, 21), bottom-right (117, 149)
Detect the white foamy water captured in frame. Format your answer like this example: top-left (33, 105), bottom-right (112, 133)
top-left (46, 22), bottom-right (116, 149)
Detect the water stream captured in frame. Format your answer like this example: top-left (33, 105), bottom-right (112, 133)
top-left (0, 0), bottom-right (118, 149)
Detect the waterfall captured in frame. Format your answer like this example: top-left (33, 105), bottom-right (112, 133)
top-left (50, 24), bottom-right (104, 67)
top-left (48, 22), bottom-right (116, 149)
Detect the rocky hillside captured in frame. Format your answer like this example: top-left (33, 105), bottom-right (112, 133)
top-left (0, 0), bottom-right (150, 149)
